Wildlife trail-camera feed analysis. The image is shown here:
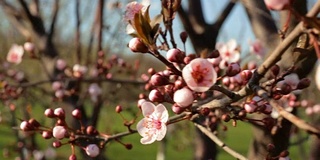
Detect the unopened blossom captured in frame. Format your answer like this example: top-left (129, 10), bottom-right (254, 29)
top-left (277, 73), bottom-right (300, 90)
top-left (173, 88), bottom-right (194, 107)
top-left (6, 44), bottom-right (24, 64)
top-left (136, 102), bottom-right (168, 144)
top-left (182, 58), bottom-right (217, 92)
top-left (56, 59), bottom-right (67, 70)
top-left (249, 39), bottom-right (266, 59)
top-left (215, 39), bottom-right (240, 64)
top-left (85, 144), bottom-right (100, 157)
top-left (24, 42), bottom-right (35, 52)
top-left (264, 0), bottom-right (291, 10)
top-left (52, 126), bottom-right (67, 139)
top-left (128, 38), bottom-right (148, 53)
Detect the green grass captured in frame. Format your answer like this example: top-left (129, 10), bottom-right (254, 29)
top-left (0, 104), bottom-right (312, 159)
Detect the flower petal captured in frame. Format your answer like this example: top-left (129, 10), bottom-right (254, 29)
top-left (155, 104), bottom-right (168, 122)
top-left (136, 118), bottom-right (148, 136)
top-left (156, 124), bottom-right (167, 141)
top-left (140, 134), bottom-right (156, 144)
top-left (141, 102), bottom-right (155, 117)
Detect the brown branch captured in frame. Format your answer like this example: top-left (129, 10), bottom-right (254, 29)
top-left (75, 0), bottom-right (81, 63)
top-left (96, 0), bottom-right (104, 51)
top-left (194, 123), bottom-right (248, 160)
top-left (48, 0), bottom-right (59, 40)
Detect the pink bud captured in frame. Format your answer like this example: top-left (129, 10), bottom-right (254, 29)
top-left (172, 103), bottom-right (185, 114)
top-left (55, 90), bottom-right (65, 99)
top-left (173, 88), bottom-right (194, 107)
top-left (52, 141), bottom-right (62, 148)
top-left (44, 108), bottom-right (55, 118)
top-left (148, 89), bottom-right (164, 102)
top-left (72, 109), bottom-right (82, 120)
top-left (69, 154), bottom-right (77, 160)
top-left (42, 131), bottom-right (53, 139)
top-left (115, 105), bottom-right (122, 113)
top-left (52, 81), bottom-right (62, 91)
top-left (128, 38), bottom-right (148, 53)
top-left (166, 48), bottom-right (185, 63)
top-left (54, 108), bottom-right (65, 119)
top-left (226, 62), bottom-right (241, 77)
top-left (56, 59), bottom-right (67, 70)
top-left (244, 103), bottom-right (257, 113)
top-left (85, 144), bottom-right (100, 157)
top-left (150, 73), bottom-right (169, 86)
top-left (23, 42), bottom-right (35, 52)
top-left (305, 107), bottom-right (314, 115)
top-left (20, 121), bottom-right (32, 131)
top-left (52, 126), bottom-right (67, 139)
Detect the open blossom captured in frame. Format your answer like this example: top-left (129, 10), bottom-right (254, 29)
top-left (136, 102), bottom-right (168, 144)
top-left (182, 58), bottom-right (217, 92)
top-left (7, 44), bottom-right (24, 64)
top-left (264, 0), bottom-right (291, 10)
top-left (124, 1), bottom-right (143, 22)
top-left (215, 39), bottom-right (240, 64)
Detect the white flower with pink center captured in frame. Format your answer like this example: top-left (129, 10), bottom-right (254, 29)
top-left (7, 44), bottom-right (24, 64)
top-left (182, 58), bottom-right (217, 92)
top-left (136, 102), bottom-right (168, 144)
top-left (216, 39), bottom-right (240, 64)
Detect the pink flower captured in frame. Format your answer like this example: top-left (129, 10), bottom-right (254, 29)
top-left (216, 39), bottom-right (240, 64)
top-left (136, 102), bottom-right (168, 144)
top-left (124, 1), bottom-right (144, 22)
top-left (249, 39), bottom-right (266, 59)
top-left (182, 58), bottom-right (217, 92)
top-left (264, 0), bottom-right (291, 10)
top-left (173, 88), bottom-right (194, 107)
top-left (7, 44), bottom-right (24, 64)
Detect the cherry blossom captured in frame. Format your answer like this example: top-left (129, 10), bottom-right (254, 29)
top-left (264, 0), bottom-right (291, 11)
top-left (124, 1), bottom-right (144, 22)
top-left (182, 58), bottom-right (217, 92)
top-left (6, 44), bottom-right (24, 64)
top-left (215, 39), bottom-right (240, 64)
top-left (88, 83), bottom-right (102, 102)
top-left (52, 126), bottom-right (67, 139)
top-left (136, 102), bottom-right (168, 144)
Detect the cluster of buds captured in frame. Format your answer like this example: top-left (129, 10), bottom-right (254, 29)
top-left (19, 107), bottom-right (104, 159)
top-left (0, 80), bottom-right (23, 101)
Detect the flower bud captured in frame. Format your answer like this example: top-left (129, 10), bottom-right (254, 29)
top-left (180, 31), bottom-right (188, 43)
top-left (207, 50), bottom-right (220, 58)
top-left (221, 114), bottom-right (231, 122)
top-left (296, 78), bottom-right (310, 89)
top-left (226, 63), bottom-right (241, 77)
top-left (149, 89), bottom-right (164, 102)
top-left (42, 130), bottom-right (53, 139)
top-left (264, 0), bottom-right (291, 11)
top-left (270, 64), bottom-right (280, 76)
top-left (56, 59), bottom-right (67, 70)
top-left (166, 48), bottom-right (185, 63)
top-left (55, 90), bottom-right (64, 99)
top-left (85, 144), bottom-right (100, 157)
top-left (128, 38), bottom-right (148, 53)
top-left (115, 105), bottom-right (123, 113)
top-left (72, 109), bottom-right (82, 120)
top-left (171, 103), bottom-right (185, 114)
top-left (52, 126), bottom-right (67, 139)
top-left (125, 144), bottom-right (133, 150)
top-left (150, 73), bottom-right (169, 86)
top-left (52, 81), bottom-right (62, 91)
top-left (173, 88), bottom-right (194, 107)
top-left (200, 107), bottom-right (210, 116)
top-left (28, 118), bottom-right (40, 128)
top-left (52, 141), bottom-right (62, 148)
top-left (279, 150), bottom-right (289, 157)
top-left (69, 154), bottom-right (77, 160)
top-left (147, 68), bottom-right (156, 75)
top-left (86, 126), bottom-right (99, 135)
top-left (20, 121), bottom-right (32, 131)
top-left (54, 108), bottom-right (65, 119)
top-left (23, 42), bottom-right (35, 52)
top-left (244, 103), bottom-right (257, 113)
top-left (44, 108), bottom-right (55, 118)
